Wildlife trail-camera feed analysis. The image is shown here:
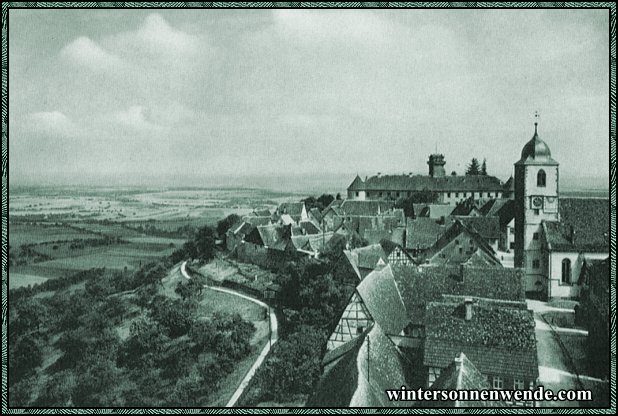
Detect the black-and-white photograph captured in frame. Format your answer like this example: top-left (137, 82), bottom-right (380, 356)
top-left (3, 4), bottom-right (613, 410)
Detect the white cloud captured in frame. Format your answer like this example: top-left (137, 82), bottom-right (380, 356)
top-left (105, 13), bottom-right (202, 61)
top-left (114, 106), bottom-right (161, 132)
top-left (28, 111), bottom-right (79, 137)
top-left (60, 36), bottom-right (126, 72)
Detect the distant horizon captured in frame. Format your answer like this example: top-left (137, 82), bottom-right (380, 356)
top-left (8, 171), bottom-right (610, 196)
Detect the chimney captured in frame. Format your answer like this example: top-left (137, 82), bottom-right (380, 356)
top-left (569, 225), bottom-right (576, 243)
top-left (464, 298), bottom-right (473, 321)
top-left (454, 353), bottom-right (464, 371)
top-left (377, 172), bottom-right (382, 178)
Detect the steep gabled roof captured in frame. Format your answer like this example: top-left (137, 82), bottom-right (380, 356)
top-left (251, 208), bottom-right (272, 217)
top-left (357, 265), bottom-right (408, 336)
top-left (481, 198), bottom-right (515, 227)
top-left (423, 299), bottom-right (538, 380)
top-left (413, 203), bottom-right (455, 219)
top-left (340, 200), bottom-right (396, 216)
top-left (542, 198), bottom-right (610, 252)
top-left (228, 221), bottom-right (252, 237)
top-left (308, 323), bottom-right (414, 407)
top-left (450, 197), bottom-right (479, 216)
top-left (423, 220), bottom-right (500, 265)
top-left (308, 207), bottom-right (323, 224)
top-left (255, 224), bottom-right (291, 251)
top-left (418, 353), bottom-right (507, 407)
top-left (347, 175), bottom-right (366, 191)
top-left (300, 220), bottom-right (321, 235)
top-left (405, 218), bottom-right (450, 250)
top-left (391, 264), bottom-right (525, 326)
top-left (277, 201), bottom-right (305, 217)
top-left (456, 216), bottom-right (500, 239)
top-left (241, 215), bottom-right (272, 226)
top-left (364, 227), bottom-right (405, 247)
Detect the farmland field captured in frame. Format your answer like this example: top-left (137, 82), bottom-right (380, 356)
top-left (8, 185), bottom-right (300, 288)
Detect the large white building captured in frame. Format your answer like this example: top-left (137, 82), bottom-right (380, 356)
top-left (347, 154), bottom-right (508, 205)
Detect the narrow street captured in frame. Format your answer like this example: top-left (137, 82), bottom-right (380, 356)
top-left (527, 300), bottom-right (588, 407)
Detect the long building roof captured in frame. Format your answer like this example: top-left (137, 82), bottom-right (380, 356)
top-left (348, 174), bottom-right (505, 192)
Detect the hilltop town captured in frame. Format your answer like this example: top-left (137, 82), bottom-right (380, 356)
top-left (218, 122), bottom-right (610, 407)
top-left (7, 122), bottom-right (610, 408)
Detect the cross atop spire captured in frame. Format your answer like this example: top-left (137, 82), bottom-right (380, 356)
top-left (534, 111), bottom-right (540, 134)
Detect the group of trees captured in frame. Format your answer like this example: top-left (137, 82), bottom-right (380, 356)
top-left (9, 255), bottom-right (256, 407)
top-left (244, 255), bottom-right (356, 404)
top-left (170, 224), bottom-right (217, 264)
top-left (302, 193), bottom-right (340, 213)
top-left (465, 157), bottom-right (488, 176)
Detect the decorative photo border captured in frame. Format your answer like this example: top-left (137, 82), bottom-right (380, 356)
top-left (1, 2), bottom-right (615, 414)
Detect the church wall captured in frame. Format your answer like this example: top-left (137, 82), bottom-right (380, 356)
top-left (548, 251), bottom-right (608, 299)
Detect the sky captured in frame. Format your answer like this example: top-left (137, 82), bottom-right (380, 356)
top-left (8, 8), bottom-right (610, 188)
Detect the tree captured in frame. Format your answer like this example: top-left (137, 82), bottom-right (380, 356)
top-left (253, 326), bottom-right (326, 401)
top-left (150, 299), bottom-right (195, 338)
top-left (394, 196), bottom-right (415, 218)
top-left (35, 370), bottom-right (76, 406)
top-left (317, 194), bottom-right (334, 210)
top-left (175, 281), bottom-right (194, 301)
top-left (466, 158), bottom-right (481, 176)
top-left (481, 158), bottom-right (487, 175)
top-left (194, 226), bottom-right (216, 261)
top-left (10, 334), bottom-right (43, 384)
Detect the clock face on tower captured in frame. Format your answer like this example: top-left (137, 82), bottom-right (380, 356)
top-left (531, 196), bottom-right (543, 209)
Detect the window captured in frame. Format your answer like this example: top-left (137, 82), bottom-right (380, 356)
top-left (459, 247), bottom-right (463, 254)
top-left (537, 169), bottom-right (546, 187)
top-left (532, 259), bottom-right (540, 269)
top-left (355, 192), bottom-right (359, 197)
top-left (533, 232), bottom-right (539, 240)
top-left (493, 376), bottom-right (504, 390)
top-left (562, 258), bottom-right (571, 284)
top-left (455, 239), bottom-right (459, 245)
top-left (447, 192), bottom-right (451, 198)
top-left (510, 242), bottom-right (515, 249)
top-left (510, 227), bottom-right (515, 233)
top-left (514, 379), bottom-right (525, 390)
top-left (357, 326), bottom-right (365, 334)
top-left (534, 209), bottom-right (540, 215)
top-left (455, 193), bottom-right (459, 198)
top-left (396, 192), bottom-right (400, 197)
top-left (428, 368), bottom-right (441, 387)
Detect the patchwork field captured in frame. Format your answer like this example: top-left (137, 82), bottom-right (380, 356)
top-left (8, 185), bottom-right (300, 288)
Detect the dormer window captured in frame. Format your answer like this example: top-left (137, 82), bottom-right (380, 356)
top-left (537, 169), bottom-right (546, 187)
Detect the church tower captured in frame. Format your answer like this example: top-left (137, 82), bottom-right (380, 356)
top-left (514, 119), bottom-right (559, 294)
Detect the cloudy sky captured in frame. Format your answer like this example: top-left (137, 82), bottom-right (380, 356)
top-left (8, 8), bottom-right (609, 187)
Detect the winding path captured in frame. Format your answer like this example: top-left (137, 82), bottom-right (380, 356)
top-left (180, 261), bottom-right (278, 407)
